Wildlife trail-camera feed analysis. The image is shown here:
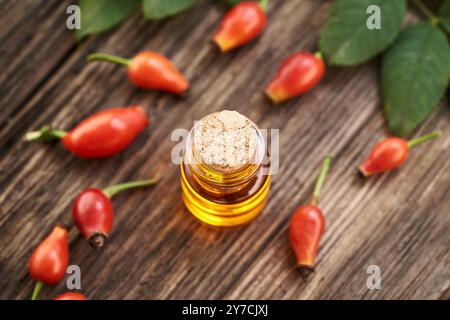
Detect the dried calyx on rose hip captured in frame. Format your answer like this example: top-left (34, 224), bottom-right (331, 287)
top-left (359, 131), bottom-right (441, 176)
top-left (73, 179), bottom-right (157, 248)
top-left (265, 51), bottom-right (325, 103)
top-left (213, 0), bottom-right (268, 52)
top-left (25, 107), bottom-right (149, 159)
top-left (87, 51), bottom-right (189, 94)
top-left (290, 155), bottom-right (332, 274)
top-left (29, 225), bottom-right (69, 300)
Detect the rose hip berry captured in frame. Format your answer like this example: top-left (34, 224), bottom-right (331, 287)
top-left (73, 179), bottom-right (157, 248)
top-left (88, 51), bottom-right (189, 94)
top-left (359, 131), bottom-right (441, 176)
top-left (266, 51), bottom-right (325, 103)
top-left (25, 107), bottom-right (149, 159)
top-left (29, 226), bottom-right (69, 300)
top-left (213, 1), bottom-right (268, 52)
top-left (290, 156), bottom-right (332, 272)
top-left (53, 292), bottom-right (88, 300)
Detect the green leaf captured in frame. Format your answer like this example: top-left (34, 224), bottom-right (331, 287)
top-left (319, 0), bottom-right (406, 65)
top-left (381, 22), bottom-right (450, 137)
top-left (221, 0), bottom-right (245, 5)
top-left (440, 18), bottom-right (450, 34)
top-left (76, 0), bottom-right (141, 40)
top-left (143, 0), bottom-right (196, 19)
top-left (439, 0), bottom-right (450, 34)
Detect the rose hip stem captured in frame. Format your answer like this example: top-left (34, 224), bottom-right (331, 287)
top-left (102, 179), bottom-right (158, 197)
top-left (359, 131), bottom-right (441, 176)
top-left (265, 51), bottom-right (325, 103)
top-left (87, 51), bottom-right (189, 94)
top-left (29, 226), bottom-right (69, 300)
top-left (310, 155), bottom-right (332, 206)
top-left (73, 179), bottom-right (157, 248)
top-left (289, 156), bottom-right (332, 272)
top-left (212, 0), bottom-right (268, 52)
top-left (406, 131), bottom-right (441, 148)
top-left (25, 107), bottom-right (149, 159)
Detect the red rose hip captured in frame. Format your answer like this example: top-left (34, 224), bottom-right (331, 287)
top-left (53, 292), bottom-right (88, 300)
top-left (290, 205), bottom-right (325, 270)
top-left (290, 156), bottom-right (332, 271)
top-left (359, 131), bottom-right (441, 176)
top-left (213, 1), bottom-right (268, 52)
top-left (25, 106), bottom-right (149, 159)
top-left (73, 179), bottom-right (157, 248)
top-left (29, 226), bottom-right (69, 300)
top-left (88, 51), bottom-right (189, 94)
top-left (266, 51), bottom-right (325, 103)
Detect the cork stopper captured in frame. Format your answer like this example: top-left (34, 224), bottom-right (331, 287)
top-left (193, 110), bottom-right (258, 172)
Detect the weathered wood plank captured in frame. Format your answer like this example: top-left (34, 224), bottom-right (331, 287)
top-left (0, 0), bottom-right (76, 131)
top-left (227, 106), bottom-right (450, 300)
top-left (0, 0), bottom-right (448, 300)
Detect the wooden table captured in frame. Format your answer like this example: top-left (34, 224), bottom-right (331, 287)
top-left (1, 0), bottom-right (449, 300)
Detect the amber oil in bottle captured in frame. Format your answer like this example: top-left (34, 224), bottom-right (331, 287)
top-left (180, 110), bottom-right (271, 227)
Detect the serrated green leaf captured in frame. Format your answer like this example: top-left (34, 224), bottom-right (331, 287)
top-left (381, 22), bottom-right (450, 137)
top-left (76, 0), bottom-right (141, 40)
top-left (439, 0), bottom-right (450, 34)
top-left (319, 0), bottom-right (406, 65)
top-left (143, 0), bottom-right (196, 19)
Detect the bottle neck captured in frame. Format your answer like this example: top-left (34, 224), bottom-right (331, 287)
top-left (183, 127), bottom-right (266, 194)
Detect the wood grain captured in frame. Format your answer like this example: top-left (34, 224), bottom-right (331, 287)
top-left (0, 0), bottom-right (448, 300)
